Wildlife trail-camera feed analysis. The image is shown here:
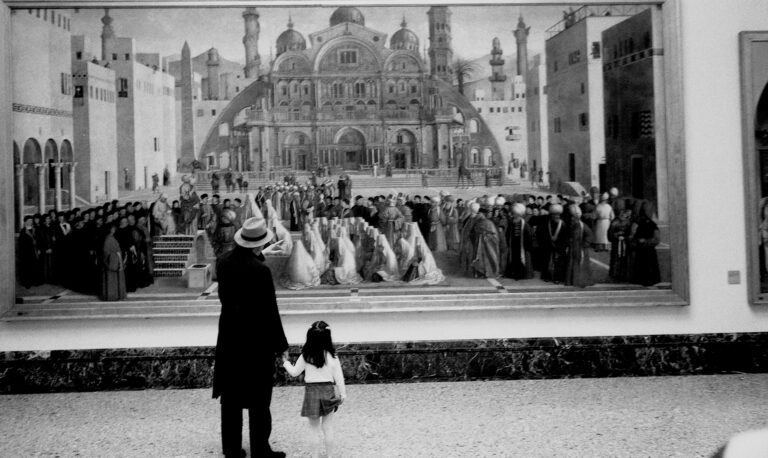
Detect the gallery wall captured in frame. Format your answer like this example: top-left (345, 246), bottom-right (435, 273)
top-left (3, 0), bottom-right (768, 351)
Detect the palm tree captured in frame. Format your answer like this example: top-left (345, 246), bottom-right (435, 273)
top-left (453, 57), bottom-right (479, 96)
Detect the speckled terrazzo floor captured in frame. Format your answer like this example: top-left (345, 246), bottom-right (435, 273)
top-left (1, 375), bottom-right (766, 457)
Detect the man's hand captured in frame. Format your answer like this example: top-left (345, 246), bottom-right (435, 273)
top-left (281, 350), bottom-right (290, 362)
top-left (261, 240), bottom-right (285, 256)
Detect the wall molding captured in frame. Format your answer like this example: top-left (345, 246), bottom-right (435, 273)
top-left (12, 102), bottom-right (73, 118)
top-left (1, 333), bottom-right (766, 394)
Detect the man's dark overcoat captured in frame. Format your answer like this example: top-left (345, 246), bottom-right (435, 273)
top-left (213, 246), bottom-right (288, 406)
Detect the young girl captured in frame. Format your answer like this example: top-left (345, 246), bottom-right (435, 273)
top-left (283, 321), bottom-right (346, 458)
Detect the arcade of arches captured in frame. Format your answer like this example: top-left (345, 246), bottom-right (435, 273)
top-left (13, 137), bottom-right (78, 226)
top-left (272, 127), bottom-right (420, 171)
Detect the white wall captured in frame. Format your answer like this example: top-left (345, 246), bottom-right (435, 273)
top-left (3, 0), bottom-right (768, 352)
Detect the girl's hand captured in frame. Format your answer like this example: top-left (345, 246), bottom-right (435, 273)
top-left (339, 395), bottom-right (346, 405)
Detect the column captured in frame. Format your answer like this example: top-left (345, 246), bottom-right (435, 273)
top-left (15, 164), bottom-right (26, 228)
top-left (36, 163), bottom-right (46, 213)
top-left (54, 162), bottom-right (63, 211)
top-left (68, 162), bottom-right (77, 209)
top-left (405, 146), bottom-right (412, 169)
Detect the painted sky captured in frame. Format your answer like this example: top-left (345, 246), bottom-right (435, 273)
top-left (65, 5), bottom-right (575, 64)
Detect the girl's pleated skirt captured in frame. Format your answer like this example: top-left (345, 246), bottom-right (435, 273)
top-left (301, 382), bottom-right (337, 417)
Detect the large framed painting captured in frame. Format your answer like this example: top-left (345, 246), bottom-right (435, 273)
top-left (0, 0), bottom-right (688, 319)
top-left (741, 31), bottom-right (768, 304)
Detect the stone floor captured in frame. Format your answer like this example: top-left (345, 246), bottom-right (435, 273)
top-left (1, 374), bottom-right (766, 457)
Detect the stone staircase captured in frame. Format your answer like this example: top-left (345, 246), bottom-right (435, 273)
top-left (152, 234), bottom-right (196, 278)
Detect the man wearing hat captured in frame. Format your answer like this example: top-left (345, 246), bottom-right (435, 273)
top-left (213, 217), bottom-right (287, 458)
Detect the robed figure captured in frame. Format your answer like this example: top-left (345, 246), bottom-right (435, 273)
top-left (629, 203), bottom-right (661, 286)
top-left (470, 210), bottom-right (500, 278)
top-left (179, 184), bottom-right (201, 235)
top-left (608, 210), bottom-right (632, 281)
top-left (537, 209), bottom-right (568, 283)
top-left (459, 206), bottom-right (481, 274)
top-left (18, 222), bottom-right (43, 289)
top-left (377, 200), bottom-right (404, 250)
top-left (565, 217), bottom-right (595, 288)
top-left (213, 218), bottom-right (288, 457)
top-left (489, 206), bottom-right (509, 274)
top-left (427, 199), bottom-right (447, 252)
top-left (289, 194), bottom-right (302, 232)
top-left (443, 199), bottom-right (460, 251)
top-left (505, 214), bottom-right (535, 280)
top-left (116, 220), bottom-right (143, 292)
top-left (100, 225), bottom-right (127, 301)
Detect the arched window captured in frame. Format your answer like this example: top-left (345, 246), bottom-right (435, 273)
top-left (333, 82), bottom-right (344, 98)
top-left (354, 82), bottom-right (366, 97)
top-left (482, 148), bottom-right (492, 165)
top-left (469, 119), bottom-right (479, 133)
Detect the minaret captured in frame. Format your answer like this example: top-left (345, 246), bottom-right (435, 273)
top-left (489, 37), bottom-right (507, 100)
top-left (514, 15), bottom-right (530, 77)
top-left (206, 47), bottom-right (220, 100)
top-left (180, 42), bottom-right (195, 166)
top-left (100, 8), bottom-right (115, 61)
top-left (427, 6), bottom-right (453, 84)
top-left (242, 7), bottom-right (261, 79)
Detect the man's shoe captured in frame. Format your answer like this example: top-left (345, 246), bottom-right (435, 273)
top-left (261, 451), bottom-right (286, 458)
top-left (224, 449), bottom-right (246, 458)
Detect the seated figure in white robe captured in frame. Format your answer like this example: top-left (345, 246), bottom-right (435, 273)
top-left (303, 224), bottom-right (330, 275)
top-left (261, 197), bottom-right (292, 256)
top-left (280, 238), bottom-right (320, 290)
top-left (373, 234), bottom-right (400, 282)
top-left (321, 236), bottom-right (363, 285)
top-left (403, 227), bottom-right (445, 285)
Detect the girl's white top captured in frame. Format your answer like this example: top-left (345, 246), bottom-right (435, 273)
top-left (283, 352), bottom-right (347, 398)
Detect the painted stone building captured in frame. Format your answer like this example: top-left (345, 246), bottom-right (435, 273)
top-left (603, 7), bottom-right (667, 221)
top-left (100, 10), bottom-right (177, 190)
top-left (544, 6), bottom-right (643, 192)
top-left (463, 19), bottom-right (530, 173)
top-left (71, 35), bottom-right (119, 204)
top-left (198, 6), bottom-right (499, 172)
top-left (11, 8), bottom-right (76, 225)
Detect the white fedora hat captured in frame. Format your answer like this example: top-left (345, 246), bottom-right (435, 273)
top-left (234, 217), bottom-right (274, 249)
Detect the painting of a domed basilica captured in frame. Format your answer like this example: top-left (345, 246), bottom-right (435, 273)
top-left (187, 6), bottom-right (500, 172)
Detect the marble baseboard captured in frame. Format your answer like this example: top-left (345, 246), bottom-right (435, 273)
top-left (1, 333), bottom-right (767, 394)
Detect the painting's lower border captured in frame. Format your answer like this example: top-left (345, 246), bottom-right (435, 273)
top-left (1, 333), bottom-right (766, 394)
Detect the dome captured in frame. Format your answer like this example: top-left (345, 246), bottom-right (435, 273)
top-left (207, 47), bottom-right (220, 63)
top-left (390, 18), bottom-right (419, 51)
top-left (329, 6), bottom-right (365, 27)
top-left (276, 18), bottom-right (306, 56)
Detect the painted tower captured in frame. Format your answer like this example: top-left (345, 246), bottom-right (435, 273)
top-left (206, 47), bottom-right (220, 100)
top-left (427, 6), bottom-right (453, 84)
top-left (489, 37), bottom-right (507, 101)
top-left (242, 7), bottom-right (261, 79)
top-left (100, 8), bottom-right (115, 61)
top-left (514, 15), bottom-right (530, 76)
top-left (179, 41), bottom-right (195, 167)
